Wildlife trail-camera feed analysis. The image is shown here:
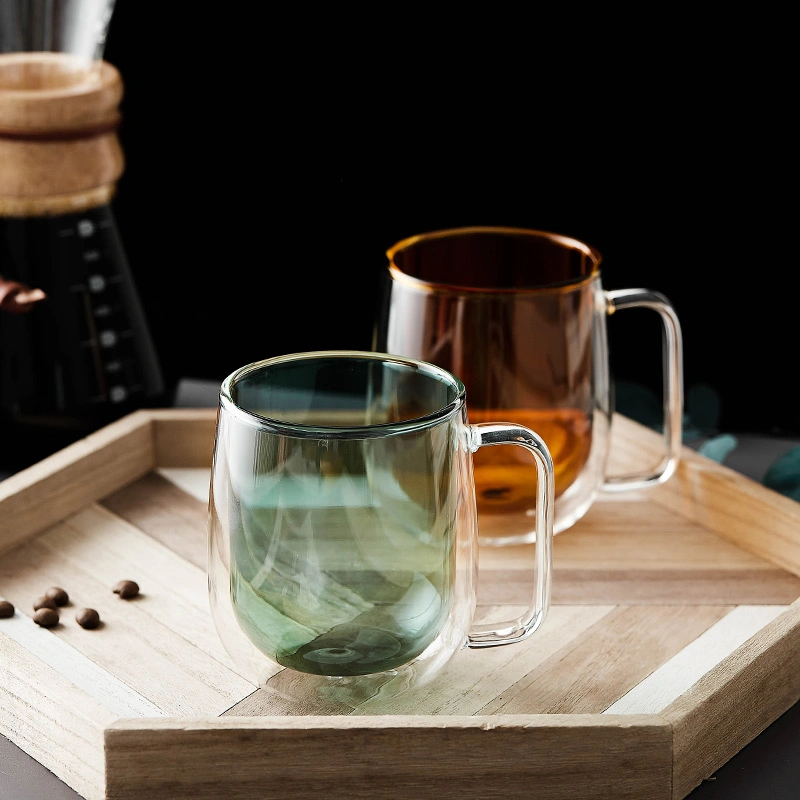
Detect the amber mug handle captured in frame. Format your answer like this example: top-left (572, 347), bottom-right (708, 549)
top-left (604, 288), bottom-right (684, 492)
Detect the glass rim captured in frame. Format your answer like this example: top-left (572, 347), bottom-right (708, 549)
top-left (219, 350), bottom-right (467, 439)
top-left (386, 225), bottom-right (603, 296)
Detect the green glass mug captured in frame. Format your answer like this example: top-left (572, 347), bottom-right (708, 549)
top-left (208, 351), bottom-right (555, 698)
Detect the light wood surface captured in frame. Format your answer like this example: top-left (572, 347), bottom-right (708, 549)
top-left (1, 410), bottom-right (799, 799)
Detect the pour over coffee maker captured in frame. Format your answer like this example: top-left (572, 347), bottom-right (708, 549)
top-left (0, 0), bottom-right (165, 471)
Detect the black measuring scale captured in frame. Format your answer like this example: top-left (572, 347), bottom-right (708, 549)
top-left (0, 0), bottom-right (164, 471)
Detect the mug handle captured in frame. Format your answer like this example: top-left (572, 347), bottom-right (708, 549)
top-left (604, 288), bottom-right (684, 492)
top-left (465, 423), bottom-right (555, 648)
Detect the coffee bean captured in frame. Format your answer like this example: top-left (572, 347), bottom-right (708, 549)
top-left (33, 608), bottom-right (59, 627)
top-left (76, 608), bottom-right (100, 629)
top-left (45, 586), bottom-right (69, 606)
top-left (0, 600), bottom-right (14, 618)
top-left (33, 595), bottom-right (58, 611)
top-left (113, 580), bottom-right (139, 599)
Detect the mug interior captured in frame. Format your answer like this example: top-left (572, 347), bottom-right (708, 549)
top-left (387, 226), bottom-right (602, 291)
top-left (223, 351), bottom-right (464, 431)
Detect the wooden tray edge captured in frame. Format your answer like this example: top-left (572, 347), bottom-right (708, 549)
top-left (0, 410), bottom-right (156, 554)
top-left (105, 711), bottom-right (665, 731)
top-left (103, 714), bottom-right (672, 800)
top-left (663, 597), bottom-right (800, 798)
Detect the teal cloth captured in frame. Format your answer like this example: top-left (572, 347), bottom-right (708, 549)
top-left (615, 380), bottom-right (800, 503)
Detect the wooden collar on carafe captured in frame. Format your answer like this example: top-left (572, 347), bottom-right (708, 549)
top-left (0, 56), bottom-right (125, 212)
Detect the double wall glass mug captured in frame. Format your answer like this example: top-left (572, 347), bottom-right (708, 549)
top-left (208, 350), bottom-right (555, 702)
top-left (373, 227), bottom-right (684, 547)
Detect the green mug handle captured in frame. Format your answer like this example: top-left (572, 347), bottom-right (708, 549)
top-left (466, 423), bottom-right (555, 647)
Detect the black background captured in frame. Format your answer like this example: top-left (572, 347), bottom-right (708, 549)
top-left (99, 3), bottom-right (797, 439)
top-left (2, 9), bottom-right (799, 798)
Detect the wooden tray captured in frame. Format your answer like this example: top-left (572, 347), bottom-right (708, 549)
top-left (2, 409), bottom-right (800, 800)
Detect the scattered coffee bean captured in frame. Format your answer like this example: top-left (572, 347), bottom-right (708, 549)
top-left (33, 608), bottom-right (59, 627)
top-left (45, 586), bottom-right (69, 606)
top-left (33, 595), bottom-right (59, 611)
top-left (75, 608), bottom-right (100, 629)
top-left (113, 580), bottom-right (139, 599)
top-left (0, 600), bottom-right (14, 618)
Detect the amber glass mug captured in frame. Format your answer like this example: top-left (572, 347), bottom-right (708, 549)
top-left (373, 227), bottom-right (684, 546)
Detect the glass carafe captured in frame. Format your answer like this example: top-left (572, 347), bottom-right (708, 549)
top-left (0, 0), bottom-right (165, 470)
